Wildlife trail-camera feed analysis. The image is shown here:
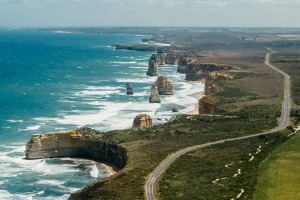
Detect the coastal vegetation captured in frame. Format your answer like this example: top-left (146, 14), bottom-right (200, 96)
top-left (255, 53), bottom-right (300, 200)
top-left (22, 28), bottom-right (299, 199)
top-left (159, 132), bottom-right (289, 200)
top-left (70, 51), bottom-right (290, 199)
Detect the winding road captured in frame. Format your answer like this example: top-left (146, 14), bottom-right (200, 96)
top-left (145, 51), bottom-right (291, 200)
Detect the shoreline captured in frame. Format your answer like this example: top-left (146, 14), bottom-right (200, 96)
top-left (185, 81), bottom-right (205, 115)
top-left (100, 162), bottom-right (120, 175)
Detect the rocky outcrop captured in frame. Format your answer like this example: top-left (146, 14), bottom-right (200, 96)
top-left (172, 105), bottom-right (179, 112)
top-left (204, 80), bottom-right (219, 95)
top-left (150, 54), bottom-right (165, 65)
top-left (186, 62), bottom-right (235, 81)
top-left (113, 44), bottom-right (158, 52)
top-left (25, 128), bottom-right (128, 169)
top-left (165, 52), bottom-right (179, 65)
top-left (146, 53), bottom-right (167, 76)
top-left (204, 71), bottom-right (233, 95)
top-left (126, 82), bottom-right (134, 95)
top-left (149, 83), bottom-right (161, 103)
top-left (146, 57), bottom-right (159, 76)
top-left (177, 57), bottom-right (195, 74)
top-left (155, 76), bottom-right (174, 95)
top-left (165, 51), bottom-right (196, 66)
top-left (132, 114), bottom-right (152, 128)
top-left (198, 96), bottom-right (216, 114)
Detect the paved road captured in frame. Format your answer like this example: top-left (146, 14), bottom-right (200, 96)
top-left (145, 51), bottom-right (291, 200)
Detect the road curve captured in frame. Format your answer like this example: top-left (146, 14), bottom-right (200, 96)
top-left (145, 51), bottom-right (291, 200)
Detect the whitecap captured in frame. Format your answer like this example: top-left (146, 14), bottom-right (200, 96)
top-left (89, 162), bottom-right (99, 178)
top-left (6, 120), bottom-right (23, 123)
top-left (110, 61), bottom-right (137, 64)
top-left (52, 31), bottom-right (73, 34)
top-left (53, 102), bottom-right (132, 126)
top-left (115, 77), bottom-right (156, 83)
top-left (84, 86), bottom-right (122, 90)
top-left (18, 125), bottom-right (41, 131)
top-left (36, 180), bottom-right (65, 185)
top-left (74, 90), bottom-right (121, 96)
top-left (0, 190), bottom-right (33, 200)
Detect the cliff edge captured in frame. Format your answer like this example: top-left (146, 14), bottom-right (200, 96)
top-left (25, 128), bottom-right (128, 169)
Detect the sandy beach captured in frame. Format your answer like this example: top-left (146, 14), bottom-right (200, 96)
top-left (101, 162), bottom-right (120, 175)
top-left (185, 81), bottom-right (204, 115)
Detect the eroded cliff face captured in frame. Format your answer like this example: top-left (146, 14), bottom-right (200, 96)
top-left (177, 57), bottom-right (195, 74)
top-left (205, 71), bottom-right (233, 95)
top-left (155, 76), bottom-right (174, 95)
top-left (186, 62), bottom-right (235, 81)
top-left (25, 128), bottom-right (128, 169)
top-left (132, 114), bottom-right (152, 128)
top-left (198, 96), bottom-right (217, 114)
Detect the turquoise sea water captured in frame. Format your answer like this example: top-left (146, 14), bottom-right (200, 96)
top-left (0, 29), bottom-right (203, 199)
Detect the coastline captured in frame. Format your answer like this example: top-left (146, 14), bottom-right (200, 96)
top-left (185, 81), bottom-right (204, 115)
top-left (101, 162), bottom-right (119, 175)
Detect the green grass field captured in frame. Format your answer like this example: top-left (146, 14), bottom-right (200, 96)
top-left (256, 133), bottom-right (300, 200)
top-left (250, 53), bottom-right (300, 200)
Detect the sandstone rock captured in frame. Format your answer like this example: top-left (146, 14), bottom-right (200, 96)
top-left (204, 71), bottom-right (233, 95)
top-left (149, 83), bottom-right (161, 103)
top-left (25, 128), bottom-right (128, 169)
top-left (207, 71), bottom-right (233, 81)
top-left (198, 96), bottom-right (216, 114)
top-left (126, 82), bottom-right (134, 95)
top-left (177, 57), bottom-right (193, 73)
top-left (186, 62), bottom-right (235, 81)
top-left (155, 76), bottom-right (174, 95)
top-left (146, 58), bottom-right (159, 76)
top-left (172, 105), bottom-right (179, 112)
top-left (165, 52), bottom-right (179, 65)
top-left (132, 114), bottom-right (152, 128)
top-left (150, 53), bottom-right (165, 65)
top-left (204, 80), bottom-right (219, 95)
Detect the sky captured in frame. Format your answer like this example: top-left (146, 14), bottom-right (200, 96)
top-left (0, 0), bottom-right (299, 27)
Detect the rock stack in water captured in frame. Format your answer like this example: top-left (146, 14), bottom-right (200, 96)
top-left (149, 83), bottom-right (161, 103)
top-left (146, 55), bottom-right (159, 76)
top-left (198, 96), bottom-right (216, 114)
top-left (155, 76), bottom-right (174, 95)
top-left (132, 114), bottom-right (152, 128)
top-left (172, 105), bottom-right (179, 112)
top-left (126, 82), bottom-right (134, 95)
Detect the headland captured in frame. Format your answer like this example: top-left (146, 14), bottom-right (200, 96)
top-left (25, 27), bottom-right (300, 200)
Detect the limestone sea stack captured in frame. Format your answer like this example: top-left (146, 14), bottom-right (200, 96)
top-left (146, 54), bottom-right (160, 76)
top-left (198, 96), bottom-right (216, 114)
top-left (151, 53), bottom-right (165, 65)
top-left (155, 76), bottom-right (174, 95)
top-left (126, 82), bottom-right (134, 95)
top-left (132, 114), bottom-right (152, 128)
top-left (25, 128), bottom-right (128, 169)
top-left (149, 83), bottom-right (161, 103)
top-left (172, 105), bottom-right (179, 112)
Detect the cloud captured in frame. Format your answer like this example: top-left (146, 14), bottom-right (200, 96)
top-left (0, 0), bottom-right (299, 27)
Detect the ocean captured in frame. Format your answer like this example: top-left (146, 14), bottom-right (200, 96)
top-left (0, 28), bottom-right (203, 199)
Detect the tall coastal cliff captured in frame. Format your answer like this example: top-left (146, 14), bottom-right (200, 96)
top-left (25, 128), bottom-right (128, 169)
top-left (186, 62), bottom-right (235, 81)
